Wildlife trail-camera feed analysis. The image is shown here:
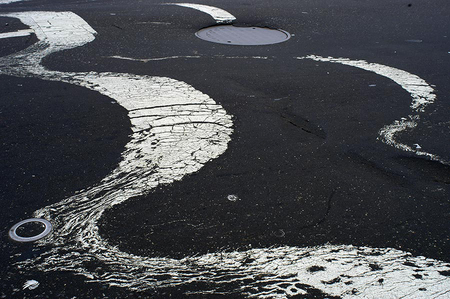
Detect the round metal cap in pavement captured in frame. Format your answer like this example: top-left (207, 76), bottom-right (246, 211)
top-left (9, 218), bottom-right (52, 242)
top-left (195, 25), bottom-right (291, 45)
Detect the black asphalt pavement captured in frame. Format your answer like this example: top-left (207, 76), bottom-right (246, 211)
top-left (1, 0), bottom-right (450, 297)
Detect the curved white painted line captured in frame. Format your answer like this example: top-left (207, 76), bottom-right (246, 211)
top-left (297, 55), bottom-right (448, 165)
top-left (2, 11), bottom-right (449, 299)
top-left (378, 115), bottom-right (443, 160)
top-left (167, 3), bottom-right (236, 23)
top-left (298, 55), bottom-right (435, 112)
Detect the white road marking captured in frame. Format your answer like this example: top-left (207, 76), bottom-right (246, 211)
top-left (2, 11), bottom-right (449, 299)
top-left (297, 55), bottom-right (447, 165)
top-left (106, 55), bottom-right (270, 62)
top-left (136, 21), bottom-right (172, 25)
top-left (106, 55), bottom-right (201, 62)
top-left (0, 0), bottom-right (24, 4)
top-left (298, 55), bottom-right (435, 112)
top-left (378, 115), bottom-right (443, 161)
top-left (0, 29), bottom-right (33, 39)
top-left (167, 3), bottom-right (236, 23)
top-left (0, 11), bottom-right (97, 56)
top-left (222, 56), bottom-right (270, 59)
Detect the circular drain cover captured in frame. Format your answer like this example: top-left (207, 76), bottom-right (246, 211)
top-left (9, 218), bottom-right (52, 242)
top-left (195, 25), bottom-right (291, 45)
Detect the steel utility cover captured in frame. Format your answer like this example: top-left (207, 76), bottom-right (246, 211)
top-left (195, 25), bottom-right (291, 45)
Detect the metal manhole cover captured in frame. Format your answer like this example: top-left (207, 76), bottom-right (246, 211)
top-left (195, 25), bottom-right (291, 45)
top-left (9, 218), bottom-right (52, 242)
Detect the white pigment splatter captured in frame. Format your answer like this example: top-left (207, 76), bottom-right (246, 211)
top-left (166, 3), bottom-right (236, 24)
top-left (2, 11), bottom-right (449, 299)
top-left (22, 280), bottom-right (39, 290)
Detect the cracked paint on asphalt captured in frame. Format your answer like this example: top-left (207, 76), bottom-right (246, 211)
top-left (1, 10), bottom-right (450, 299)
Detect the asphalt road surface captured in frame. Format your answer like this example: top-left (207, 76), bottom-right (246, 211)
top-left (1, 0), bottom-right (450, 298)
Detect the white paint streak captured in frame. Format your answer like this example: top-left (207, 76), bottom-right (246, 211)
top-left (106, 55), bottom-right (201, 62)
top-left (223, 56), bottom-right (269, 60)
top-left (2, 12), bottom-right (449, 299)
top-left (106, 55), bottom-right (270, 62)
top-left (0, 29), bottom-right (33, 39)
top-left (136, 21), bottom-right (172, 25)
top-left (297, 55), bottom-right (447, 165)
top-left (0, 0), bottom-right (24, 4)
top-left (167, 3), bottom-right (236, 23)
top-left (377, 115), bottom-right (442, 160)
top-left (298, 55), bottom-right (435, 112)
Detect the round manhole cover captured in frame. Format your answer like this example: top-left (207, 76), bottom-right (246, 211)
top-left (195, 25), bottom-right (291, 45)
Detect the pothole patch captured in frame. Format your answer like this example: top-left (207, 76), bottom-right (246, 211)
top-left (195, 25), bottom-right (291, 45)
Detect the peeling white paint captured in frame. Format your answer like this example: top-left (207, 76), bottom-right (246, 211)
top-left (377, 115), bottom-right (439, 158)
top-left (297, 55), bottom-right (447, 165)
top-left (0, 11), bottom-right (97, 59)
top-left (0, 29), bottom-right (33, 39)
top-left (2, 11), bottom-right (450, 299)
top-left (167, 3), bottom-right (236, 23)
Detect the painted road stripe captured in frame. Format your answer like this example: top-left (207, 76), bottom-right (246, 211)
top-left (298, 55), bottom-right (435, 112)
top-left (297, 55), bottom-right (448, 165)
top-left (106, 55), bottom-right (270, 62)
top-left (0, 0), bottom-right (24, 4)
top-left (106, 55), bottom-right (201, 62)
top-left (0, 29), bottom-right (33, 39)
top-left (2, 11), bottom-right (449, 299)
top-left (167, 3), bottom-right (236, 23)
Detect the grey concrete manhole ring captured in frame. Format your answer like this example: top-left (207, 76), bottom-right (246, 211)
top-left (195, 25), bottom-right (291, 45)
top-left (9, 218), bottom-right (52, 242)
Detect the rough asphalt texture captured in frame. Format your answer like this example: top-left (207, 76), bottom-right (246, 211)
top-left (1, 0), bottom-right (449, 297)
